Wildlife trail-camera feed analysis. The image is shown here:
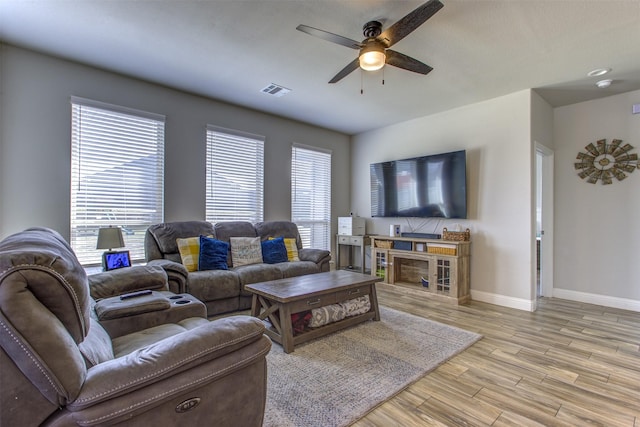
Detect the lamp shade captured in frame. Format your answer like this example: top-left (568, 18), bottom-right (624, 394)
top-left (96, 227), bottom-right (125, 250)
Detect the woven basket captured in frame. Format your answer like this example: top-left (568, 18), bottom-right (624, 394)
top-left (427, 246), bottom-right (457, 256)
top-left (442, 227), bottom-right (470, 242)
top-left (374, 240), bottom-right (393, 249)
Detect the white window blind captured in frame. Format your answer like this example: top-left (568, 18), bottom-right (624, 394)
top-left (206, 126), bottom-right (264, 223)
top-left (291, 144), bottom-right (332, 250)
top-left (70, 97), bottom-right (165, 266)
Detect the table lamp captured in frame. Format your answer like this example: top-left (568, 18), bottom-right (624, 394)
top-left (97, 226), bottom-right (126, 270)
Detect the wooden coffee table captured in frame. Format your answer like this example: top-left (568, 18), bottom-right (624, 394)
top-left (245, 270), bottom-right (383, 353)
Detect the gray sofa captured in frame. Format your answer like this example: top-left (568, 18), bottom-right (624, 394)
top-left (145, 220), bottom-right (331, 316)
top-left (0, 227), bottom-right (271, 427)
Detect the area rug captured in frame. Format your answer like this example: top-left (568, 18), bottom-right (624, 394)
top-left (263, 305), bottom-right (482, 427)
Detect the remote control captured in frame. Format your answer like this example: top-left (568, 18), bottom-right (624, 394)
top-left (120, 290), bottom-right (153, 300)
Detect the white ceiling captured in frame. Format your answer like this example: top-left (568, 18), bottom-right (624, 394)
top-left (1, 0), bottom-right (639, 135)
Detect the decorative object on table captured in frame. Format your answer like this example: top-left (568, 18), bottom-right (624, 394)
top-left (97, 226), bottom-right (129, 271)
top-left (442, 227), bottom-right (470, 241)
top-left (574, 139), bottom-right (638, 184)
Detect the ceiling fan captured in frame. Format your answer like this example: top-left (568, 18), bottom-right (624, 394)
top-left (296, 0), bottom-right (444, 84)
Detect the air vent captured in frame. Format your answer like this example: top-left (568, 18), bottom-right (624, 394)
top-left (260, 83), bottom-right (291, 97)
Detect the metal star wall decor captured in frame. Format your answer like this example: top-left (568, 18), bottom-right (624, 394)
top-left (574, 139), bottom-right (638, 184)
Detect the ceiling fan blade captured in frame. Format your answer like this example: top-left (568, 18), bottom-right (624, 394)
top-left (329, 58), bottom-right (360, 83)
top-left (379, 0), bottom-right (444, 48)
top-left (296, 25), bottom-right (362, 50)
top-left (385, 50), bottom-right (433, 75)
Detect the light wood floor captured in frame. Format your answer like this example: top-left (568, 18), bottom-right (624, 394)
top-left (353, 284), bottom-right (640, 427)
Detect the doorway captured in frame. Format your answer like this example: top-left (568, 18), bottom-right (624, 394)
top-left (535, 143), bottom-right (554, 299)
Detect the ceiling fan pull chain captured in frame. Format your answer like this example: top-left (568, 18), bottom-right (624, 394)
top-left (361, 69), bottom-right (364, 94)
top-left (382, 67), bottom-right (385, 86)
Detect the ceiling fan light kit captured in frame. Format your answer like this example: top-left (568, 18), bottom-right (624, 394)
top-left (296, 0), bottom-right (444, 83)
top-left (359, 43), bottom-right (386, 71)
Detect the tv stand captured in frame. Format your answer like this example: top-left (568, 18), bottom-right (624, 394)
top-left (370, 235), bottom-right (470, 304)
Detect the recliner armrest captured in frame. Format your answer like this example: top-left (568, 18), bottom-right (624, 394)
top-left (94, 291), bottom-right (171, 320)
top-left (146, 259), bottom-right (189, 293)
top-left (88, 265), bottom-right (169, 299)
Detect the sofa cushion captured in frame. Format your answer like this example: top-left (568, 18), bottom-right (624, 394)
top-left (213, 221), bottom-right (257, 242)
top-left (261, 237), bottom-right (288, 264)
top-left (277, 261), bottom-right (320, 278)
top-left (188, 270), bottom-right (240, 301)
top-left (79, 317), bottom-right (114, 368)
top-left (147, 221), bottom-right (215, 255)
top-left (111, 318), bottom-right (210, 357)
top-left (254, 221), bottom-right (303, 250)
top-left (199, 235), bottom-right (229, 270)
top-left (234, 264), bottom-right (283, 293)
top-left (177, 236), bottom-right (201, 272)
top-left (230, 237), bottom-right (263, 267)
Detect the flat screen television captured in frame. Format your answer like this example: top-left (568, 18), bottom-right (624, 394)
top-left (370, 150), bottom-right (467, 218)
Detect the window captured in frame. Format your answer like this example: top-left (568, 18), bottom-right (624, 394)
top-left (206, 126), bottom-right (264, 223)
top-left (70, 97), bottom-right (165, 265)
top-left (291, 144), bottom-right (331, 250)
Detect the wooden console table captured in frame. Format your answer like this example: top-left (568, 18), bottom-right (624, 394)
top-left (370, 235), bottom-right (470, 304)
top-left (246, 270), bottom-right (382, 353)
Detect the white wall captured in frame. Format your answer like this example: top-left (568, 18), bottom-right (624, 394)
top-left (0, 45), bottom-right (351, 244)
top-left (352, 90), bottom-right (536, 308)
top-left (554, 90), bottom-right (640, 310)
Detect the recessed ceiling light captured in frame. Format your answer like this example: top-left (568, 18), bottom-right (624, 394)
top-left (587, 68), bottom-right (611, 77)
top-left (596, 79), bottom-right (612, 89)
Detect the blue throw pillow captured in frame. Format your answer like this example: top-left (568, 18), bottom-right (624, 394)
top-left (261, 237), bottom-right (288, 264)
top-left (198, 235), bottom-right (229, 271)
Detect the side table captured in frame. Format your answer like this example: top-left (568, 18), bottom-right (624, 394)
top-left (335, 234), bottom-right (370, 273)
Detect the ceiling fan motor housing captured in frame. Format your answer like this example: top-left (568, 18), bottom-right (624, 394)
top-left (362, 21), bottom-right (383, 38)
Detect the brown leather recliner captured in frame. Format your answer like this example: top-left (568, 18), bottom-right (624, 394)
top-left (0, 227), bottom-right (271, 426)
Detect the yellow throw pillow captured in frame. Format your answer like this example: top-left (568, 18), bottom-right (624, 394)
top-left (176, 236), bottom-right (201, 272)
top-left (270, 236), bottom-right (299, 261)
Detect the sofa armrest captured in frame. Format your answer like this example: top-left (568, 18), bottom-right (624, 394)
top-left (298, 248), bottom-right (331, 264)
top-left (68, 316), bottom-right (270, 414)
top-left (299, 248), bottom-right (331, 272)
top-left (146, 259), bottom-right (189, 293)
top-left (88, 265), bottom-right (169, 299)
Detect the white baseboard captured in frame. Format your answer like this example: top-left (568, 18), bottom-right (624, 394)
top-left (553, 288), bottom-right (640, 313)
top-left (470, 290), bottom-right (535, 312)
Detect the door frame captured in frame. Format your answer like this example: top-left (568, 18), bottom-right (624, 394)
top-left (535, 142), bottom-right (554, 299)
